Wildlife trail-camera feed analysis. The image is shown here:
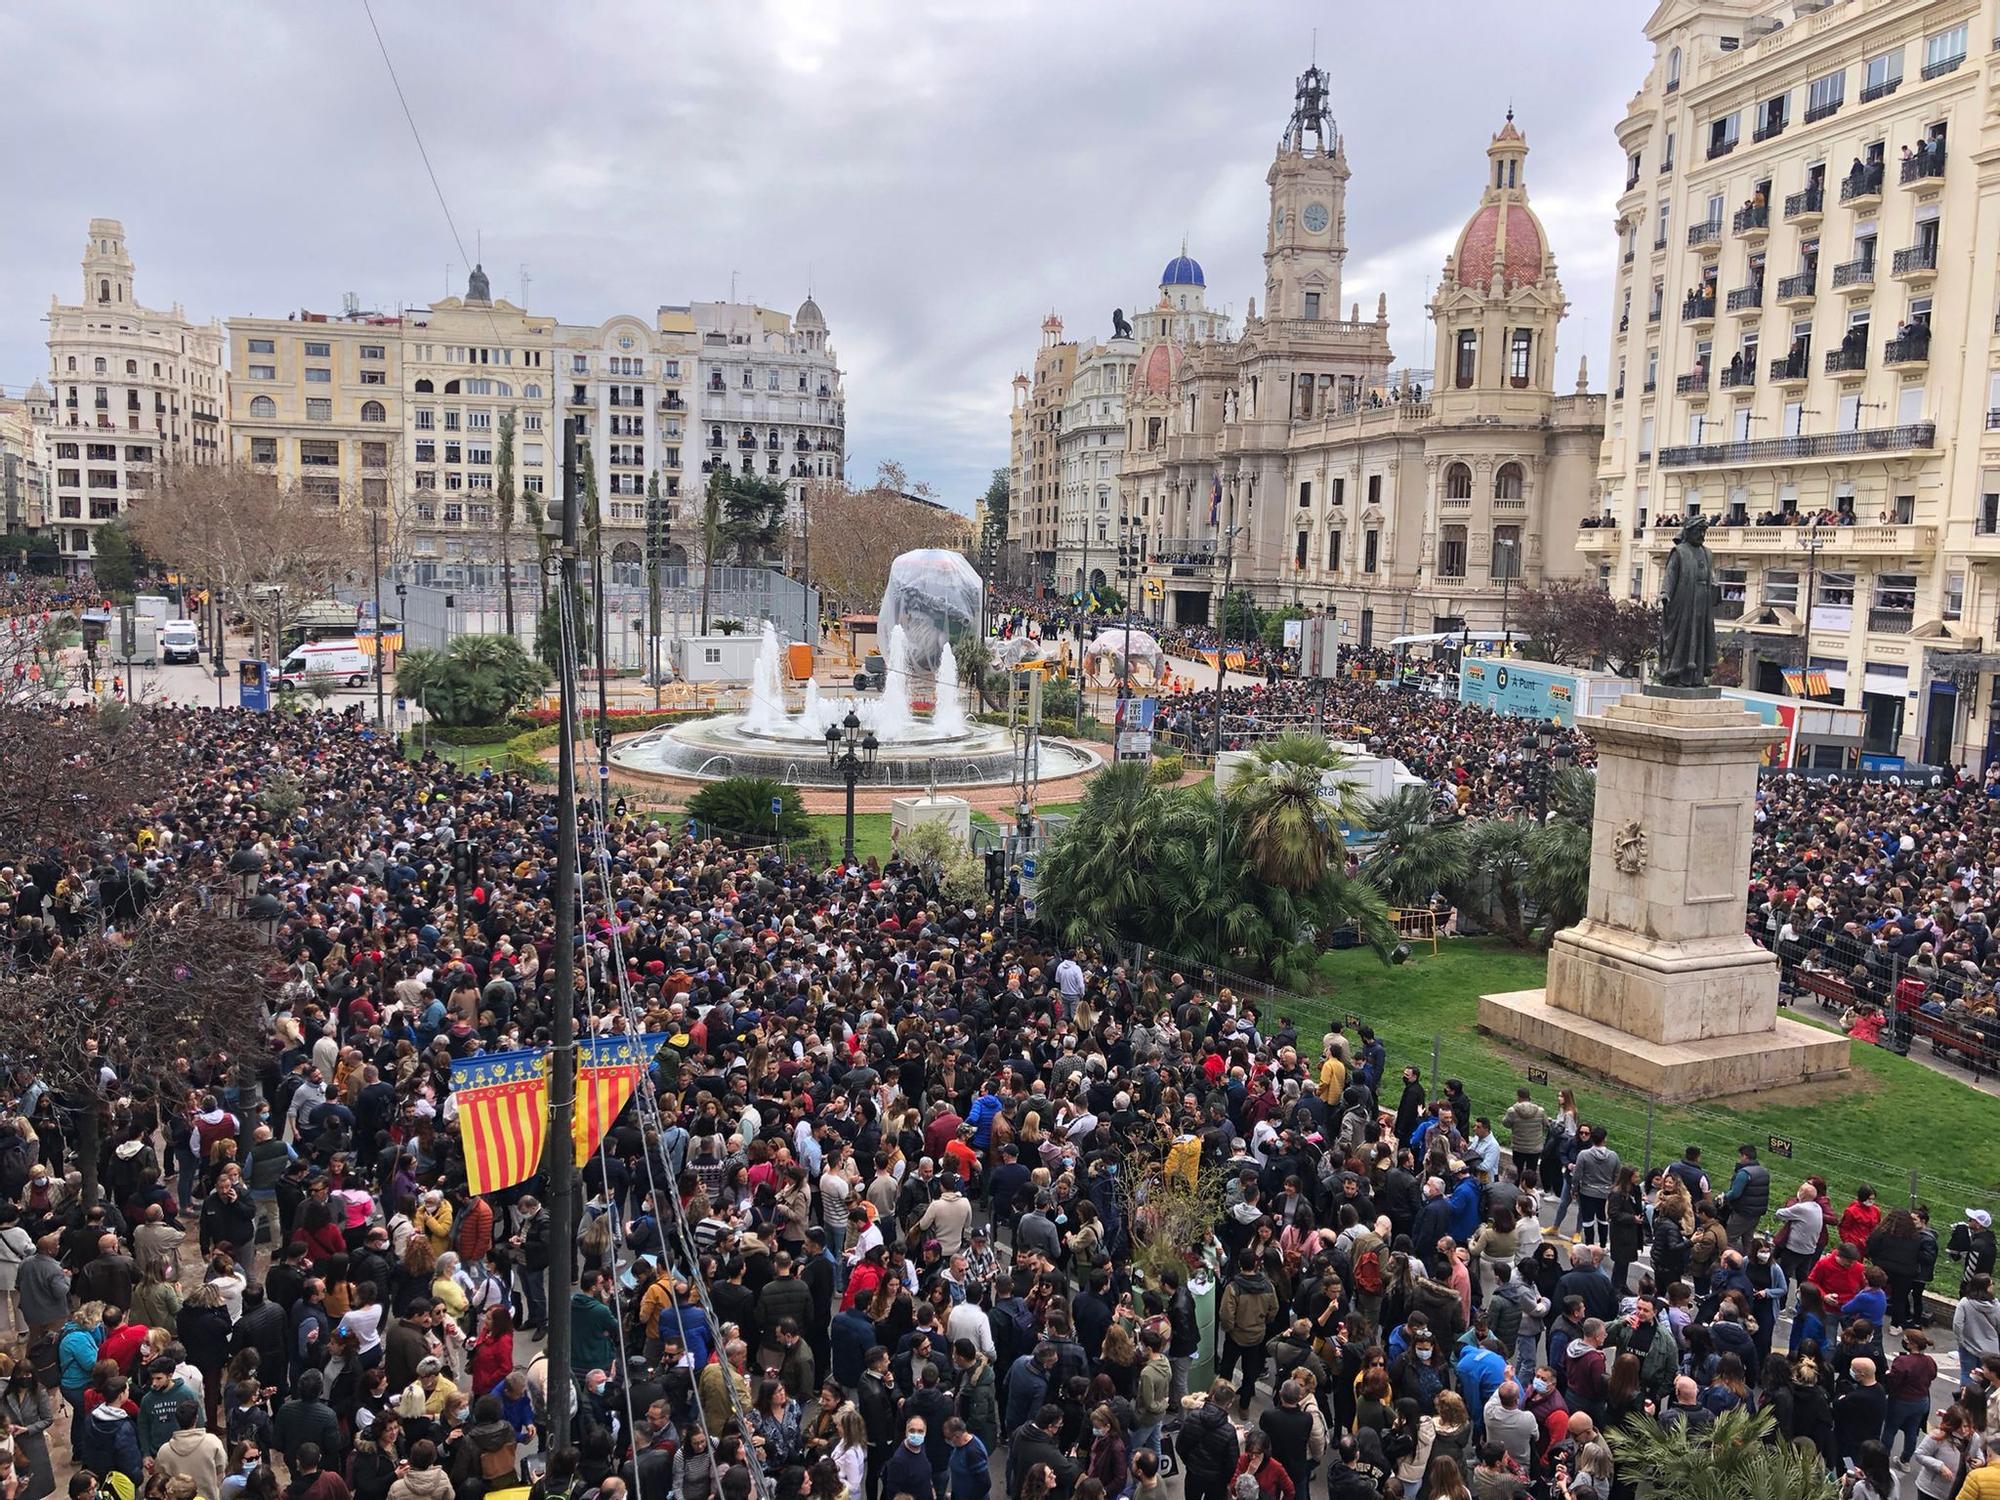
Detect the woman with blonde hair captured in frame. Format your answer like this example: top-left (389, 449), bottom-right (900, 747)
top-left (830, 1402), bottom-right (868, 1500)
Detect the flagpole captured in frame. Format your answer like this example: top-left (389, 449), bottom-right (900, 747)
top-left (545, 415), bottom-right (584, 1448)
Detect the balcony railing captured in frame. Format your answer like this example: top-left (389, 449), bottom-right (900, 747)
top-left (1726, 284), bottom-right (1764, 312)
top-left (1839, 163), bottom-right (1885, 203)
top-left (1892, 243), bottom-right (1939, 279)
top-left (1776, 270), bottom-right (1818, 302)
top-left (1860, 76), bottom-right (1902, 103)
top-left (1752, 114), bottom-right (1787, 143)
top-left (1920, 52), bottom-right (1965, 80)
top-left (1706, 138), bottom-right (1738, 161)
top-left (1884, 329), bottom-right (1931, 365)
top-left (1682, 292), bottom-right (1716, 321)
top-left (1825, 344), bottom-right (1868, 374)
top-left (1733, 203), bottom-right (1769, 235)
top-left (1831, 256), bottom-right (1875, 290)
top-left (1688, 220), bottom-right (1723, 247)
top-left (1675, 368), bottom-right (1711, 394)
top-left (1868, 606), bottom-right (1914, 634)
top-left (1803, 98), bottom-right (1842, 125)
top-left (1784, 185), bottom-right (1824, 220)
top-left (1719, 361), bottom-right (1757, 389)
top-left (1658, 421), bottom-right (1935, 468)
top-left (1900, 144), bottom-right (1946, 183)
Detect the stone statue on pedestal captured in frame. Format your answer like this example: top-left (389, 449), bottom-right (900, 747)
top-left (1112, 308), bottom-right (1132, 339)
top-left (1654, 515), bottom-right (1718, 689)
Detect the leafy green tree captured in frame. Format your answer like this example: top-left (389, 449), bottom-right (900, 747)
top-left (1040, 673), bottom-right (1083, 727)
top-left (1361, 785), bottom-right (1469, 906)
top-left (897, 820), bottom-right (987, 907)
top-left (1035, 763), bottom-right (1174, 948)
top-left (1221, 590), bottom-right (1262, 642)
top-left (683, 776), bottom-right (809, 844)
top-left (396, 634), bottom-right (551, 727)
top-left (496, 410), bottom-right (520, 638)
top-left (1260, 604), bottom-right (1306, 651)
top-left (1523, 765), bottom-right (1595, 946)
top-left (536, 585), bottom-right (593, 673)
top-left (1465, 816), bottom-right (1531, 946)
top-left (91, 521), bottom-right (144, 595)
top-left (719, 473), bottom-right (789, 564)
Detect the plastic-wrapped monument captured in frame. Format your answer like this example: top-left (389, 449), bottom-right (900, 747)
top-left (877, 548), bottom-right (983, 675)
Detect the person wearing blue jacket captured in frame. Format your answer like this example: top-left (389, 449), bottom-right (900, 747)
top-left (659, 1294), bottom-right (713, 1372)
top-left (1454, 1338), bottom-right (1507, 1435)
top-left (945, 1418), bottom-right (991, 1500)
top-left (965, 1085), bottom-right (1002, 1152)
top-left (1447, 1173), bottom-right (1483, 1245)
top-left (58, 1313), bottom-right (103, 1446)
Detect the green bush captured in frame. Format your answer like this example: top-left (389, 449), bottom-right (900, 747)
top-left (1149, 752), bottom-right (1185, 785)
top-left (683, 777), bottom-right (809, 844)
top-left (398, 635), bottom-right (551, 726)
top-left (422, 723), bottom-right (524, 746)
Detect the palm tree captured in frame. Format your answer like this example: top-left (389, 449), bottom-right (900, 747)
top-left (1465, 816), bottom-right (1531, 946)
top-left (1523, 765), bottom-right (1595, 946)
top-left (1156, 796), bottom-right (1275, 966)
top-left (1225, 733), bottom-right (1359, 893)
top-left (1036, 762), bottom-right (1171, 946)
top-left (953, 632), bottom-right (996, 709)
top-left (1606, 1408), bottom-right (1838, 1500)
top-left (496, 410), bottom-right (519, 639)
top-left (1361, 785), bottom-right (1469, 906)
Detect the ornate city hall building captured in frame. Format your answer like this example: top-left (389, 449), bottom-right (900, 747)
top-left (1113, 71), bottom-right (1603, 646)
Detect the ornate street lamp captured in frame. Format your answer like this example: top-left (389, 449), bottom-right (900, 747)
top-left (824, 707), bottom-right (879, 862)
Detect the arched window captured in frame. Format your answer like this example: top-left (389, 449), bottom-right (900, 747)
top-left (249, 396), bottom-right (276, 418)
top-left (361, 400), bottom-right (387, 423)
top-left (125, 360), bottom-right (136, 375)
top-left (65, 357), bottom-right (75, 372)
top-left (414, 378), bottom-right (434, 393)
top-left (1666, 46), bottom-right (1681, 90)
top-left (1444, 462), bottom-right (1473, 500)
top-left (1494, 462), bottom-right (1525, 500)
top-left (523, 383), bottom-right (541, 399)
top-left (443, 380), bottom-right (460, 395)
top-left (152, 363), bottom-right (161, 377)
top-left (99, 279), bottom-right (110, 302)
top-left (93, 358), bottom-right (106, 375)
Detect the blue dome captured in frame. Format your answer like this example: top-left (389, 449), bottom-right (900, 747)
top-left (1161, 254), bottom-right (1205, 287)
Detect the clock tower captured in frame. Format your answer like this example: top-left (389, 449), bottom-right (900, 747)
top-left (1264, 64), bottom-right (1348, 322)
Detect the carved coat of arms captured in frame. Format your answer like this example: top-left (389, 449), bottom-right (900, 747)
top-left (1612, 819), bottom-right (1648, 875)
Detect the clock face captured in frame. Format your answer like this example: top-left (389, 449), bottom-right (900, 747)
top-left (1273, 209), bottom-right (1286, 235)
top-left (1303, 202), bottom-right (1330, 234)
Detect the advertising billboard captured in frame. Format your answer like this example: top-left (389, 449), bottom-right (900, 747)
top-left (1459, 659), bottom-right (1582, 727)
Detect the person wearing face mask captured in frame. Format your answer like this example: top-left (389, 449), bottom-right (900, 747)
top-left (884, 1417), bottom-right (936, 1500)
top-left (1739, 1239), bottom-right (1789, 1367)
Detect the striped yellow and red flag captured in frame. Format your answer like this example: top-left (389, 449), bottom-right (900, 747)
top-left (450, 1049), bottom-right (550, 1197)
top-left (572, 1036), bottom-right (650, 1166)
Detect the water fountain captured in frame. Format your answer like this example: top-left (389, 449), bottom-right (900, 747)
top-left (611, 603), bottom-right (1100, 788)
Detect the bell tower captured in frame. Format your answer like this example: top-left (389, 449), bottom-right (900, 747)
top-left (82, 217), bottom-right (135, 309)
top-left (1264, 65), bottom-right (1348, 322)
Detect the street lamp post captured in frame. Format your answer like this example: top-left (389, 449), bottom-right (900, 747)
top-left (1211, 525), bottom-right (1240, 761)
top-left (1800, 516), bottom-right (1825, 695)
top-left (1496, 537), bottom-right (1517, 656)
top-left (823, 707), bottom-right (878, 863)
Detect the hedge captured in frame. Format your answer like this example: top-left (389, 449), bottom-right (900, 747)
top-left (422, 723), bottom-right (524, 747)
top-left (500, 708), bottom-right (715, 782)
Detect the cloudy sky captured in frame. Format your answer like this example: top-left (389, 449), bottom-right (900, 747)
top-left (0, 2), bottom-right (1651, 511)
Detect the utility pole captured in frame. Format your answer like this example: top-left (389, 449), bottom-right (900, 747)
top-left (544, 416), bottom-right (583, 1450)
top-left (1074, 516), bottom-right (1092, 734)
top-left (645, 485), bottom-right (665, 712)
top-left (371, 512), bottom-right (386, 729)
top-left (1497, 537), bottom-right (1515, 656)
top-left (1800, 517), bottom-right (1823, 695)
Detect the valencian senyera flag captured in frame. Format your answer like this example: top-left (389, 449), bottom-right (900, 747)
top-left (451, 1033), bottom-right (667, 1195)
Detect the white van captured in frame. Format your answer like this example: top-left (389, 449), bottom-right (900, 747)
top-left (159, 619), bottom-right (201, 664)
top-left (275, 638), bottom-right (373, 688)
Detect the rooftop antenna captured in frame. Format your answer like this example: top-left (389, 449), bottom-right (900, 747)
top-left (730, 269), bottom-right (739, 303)
top-left (520, 263), bottom-right (531, 307)
top-left (1311, 27), bottom-right (1317, 64)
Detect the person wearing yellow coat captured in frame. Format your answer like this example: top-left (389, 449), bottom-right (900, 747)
top-left (1164, 1133), bottom-right (1201, 1188)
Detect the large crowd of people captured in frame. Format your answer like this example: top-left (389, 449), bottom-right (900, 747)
top-left (0, 580), bottom-right (1994, 1500)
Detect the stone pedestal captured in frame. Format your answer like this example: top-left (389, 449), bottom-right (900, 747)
top-left (1479, 691), bottom-right (1849, 1100)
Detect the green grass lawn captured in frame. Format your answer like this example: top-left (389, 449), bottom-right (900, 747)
top-left (1286, 941), bottom-right (2000, 1205)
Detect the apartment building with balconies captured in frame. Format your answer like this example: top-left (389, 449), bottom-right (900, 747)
top-left (1592, 0), bottom-right (1991, 765)
top-left (397, 266), bottom-right (557, 585)
top-left (555, 311), bottom-right (699, 584)
top-left (44, 219), bottom-right (224, 571)
top-left (227, 308), bottom-right (403, 525)
top-left (689, 298), bottom-right (845, 545)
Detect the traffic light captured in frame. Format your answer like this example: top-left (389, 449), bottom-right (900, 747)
top-left (451, 838), bottom-right (481, 889)
top-left (644, 497), bottom-right (671, 564)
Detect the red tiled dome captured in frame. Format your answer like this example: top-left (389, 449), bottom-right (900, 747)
top-left (1454, 201), bottom-right (1545, 293)
top-left (1138, 342), bottom-right (1180, 394)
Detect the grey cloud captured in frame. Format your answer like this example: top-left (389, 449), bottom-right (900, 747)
top-left (0, 1), bottom-right (1649, 510)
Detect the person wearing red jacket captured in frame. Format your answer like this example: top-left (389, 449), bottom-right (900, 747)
top-left (1839, 1186), bottom-right (1882, 1250)
top-left (468, 1305), bottom-right (514, 1399)
top-left (1808, 1242), bottom-right (1866, 1306)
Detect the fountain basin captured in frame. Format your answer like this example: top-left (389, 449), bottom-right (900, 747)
top-left (610, 709), bottom-right (1100, 788)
